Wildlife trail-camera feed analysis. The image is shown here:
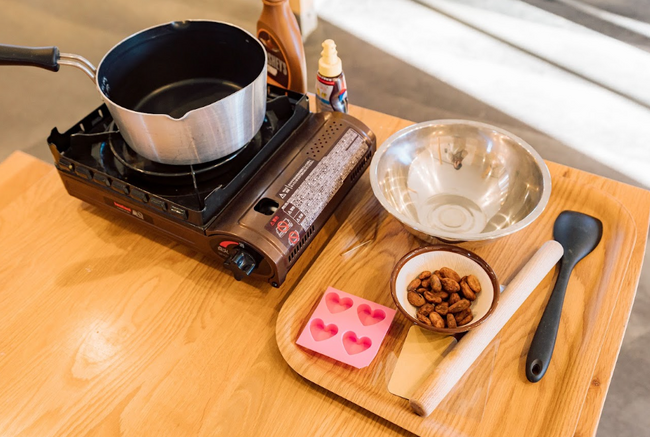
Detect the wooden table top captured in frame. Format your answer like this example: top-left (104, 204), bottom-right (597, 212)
top-left (0, 105), bottom-right (648, 436)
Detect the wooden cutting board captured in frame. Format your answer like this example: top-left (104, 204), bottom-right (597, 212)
top-left (276, 167), bottom-right (637, 436)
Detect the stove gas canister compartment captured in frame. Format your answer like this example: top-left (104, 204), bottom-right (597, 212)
top-left (209, 112), bottom-right (376, 287)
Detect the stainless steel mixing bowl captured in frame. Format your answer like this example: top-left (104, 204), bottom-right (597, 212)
top-left (369, 120), bottom-right (551, 243)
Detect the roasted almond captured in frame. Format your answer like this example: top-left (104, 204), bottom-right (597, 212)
top-left (454, 308), bottom-right (471, 323)
top-left (430, 275), bottom-right (442, 292)
top-left (467, 275), bottom-right (482, 293)
top-left (440, 278), bottom-right (460, 293)
top-left (407, 291), bottom-right (426, 307)
top-left (428, 311), bottom-right (445, 328)
top-left (448, 299), bottom-right (470, 313)
top-left (439, 267), bottom-right (461, 282)
top-left (460, 280), bottom-right (477, 301)
top-left (407, 278), bottom-right (421, 291)
top-left (419, 303), bottom-right (435, 315)
top-left (424, 291), bottom-right (442, 304)
top-left (434, 302), bottom-right (449, 316)
top-left (458, 312), bottom-right (474, 326)
top-left (417, 313), bottom-right (432, 325)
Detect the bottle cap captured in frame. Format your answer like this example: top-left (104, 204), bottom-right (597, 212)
top-left (318, 39), bottom-right (342, 78)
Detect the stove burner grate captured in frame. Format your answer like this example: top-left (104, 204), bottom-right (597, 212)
top-left (107, 122), bottom-right (261, 178)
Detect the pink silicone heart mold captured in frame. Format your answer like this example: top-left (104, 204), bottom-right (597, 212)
top-left (342, 331), bottom-right (372, 355)
top-left (357, 304), bottom-right (386, 326)
top-left (325, 292), bottom-right (353, 314)
top-left (309, 318), bottom-right (338, 342)
top-left (296, 287), bottom-right (397, 368)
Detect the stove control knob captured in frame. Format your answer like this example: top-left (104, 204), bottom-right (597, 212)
top-left (223, 248), bottom-right (256, 281)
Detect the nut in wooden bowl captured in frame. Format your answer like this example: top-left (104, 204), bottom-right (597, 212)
top-left (391, 244), bottom-right (500, 334)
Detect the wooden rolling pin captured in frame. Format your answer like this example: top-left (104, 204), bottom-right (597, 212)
top-left (409, 240), bottom-right (564, 417)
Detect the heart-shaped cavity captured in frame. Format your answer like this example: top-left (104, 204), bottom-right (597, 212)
top-left (325, 292), bottom-right (353, 314)
top-left (357, 304), bottom-right (386, 326)
top-left (342, 331), bottom-right (372, 355)
top-left (309, 318), bottom-right (338, 342)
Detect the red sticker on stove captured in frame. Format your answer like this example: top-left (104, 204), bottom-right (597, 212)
top-left (288, 230), bottom-right (300, 246)
top-left (277, 220), bottom-right (290, 235)
top-left (113, 201), bottom-right (131, 213)
top-left (265, 210), bottom-right (302, 248)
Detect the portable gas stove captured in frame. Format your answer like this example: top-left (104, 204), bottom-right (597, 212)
top-left (47, 86), bottom-right (375, 286)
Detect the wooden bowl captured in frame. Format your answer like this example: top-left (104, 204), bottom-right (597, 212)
top-left (390, 244), bottom-right (500, 334)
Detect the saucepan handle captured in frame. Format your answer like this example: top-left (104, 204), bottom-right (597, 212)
top-left (0, 44), bottom-right (61, 71)
top-left (0, 44), bottom-right (96, 80)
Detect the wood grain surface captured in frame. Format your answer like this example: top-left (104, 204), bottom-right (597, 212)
top-left (0, 151), bottom-right (52, 209)
top-left (276, 152), bottom-right (637, 435)
top-left (0, 156), bottom-right (405, 436)
top-left (0, 104), bottom-right (648, 436)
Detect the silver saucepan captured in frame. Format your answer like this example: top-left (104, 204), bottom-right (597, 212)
top-left (0, 20), bottom-right (267, 165)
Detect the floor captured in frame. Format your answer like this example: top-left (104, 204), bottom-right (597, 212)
top-left (0, 0), bottom-right (648, 435)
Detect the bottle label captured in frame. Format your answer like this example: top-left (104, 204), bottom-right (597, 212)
top-left (315, 73), bottom-right (348, 113)
top-left (258, 29), bottom-right (290, 88)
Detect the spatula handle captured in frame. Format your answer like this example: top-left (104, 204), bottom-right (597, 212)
top-left (525, 261), bottom-right (572, 382)
top-left (409, 240), bottom-right (563, 417)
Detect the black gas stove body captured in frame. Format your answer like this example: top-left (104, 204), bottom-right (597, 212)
top-left (48, 86), bottom-right (376, 286)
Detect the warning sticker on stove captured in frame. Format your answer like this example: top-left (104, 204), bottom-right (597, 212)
top-left (277, 158), bottom-right (315, 201)
top-left (265, 128), bottom-right (368, 249)
top-left (266, 209), bottom-right (300, 245)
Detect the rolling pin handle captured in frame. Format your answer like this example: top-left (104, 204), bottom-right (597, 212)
top-left (408, 240), bottom-right (564, 417)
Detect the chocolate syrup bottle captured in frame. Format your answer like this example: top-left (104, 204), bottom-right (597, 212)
top-left (257, 0), bottom-right (308, 93)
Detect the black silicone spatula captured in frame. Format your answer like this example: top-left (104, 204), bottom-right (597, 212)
top-left (525, 210), bottom-right (603, 383)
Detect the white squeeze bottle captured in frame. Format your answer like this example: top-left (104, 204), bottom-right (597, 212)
top-left (315, 39), bottom-right (348, 113)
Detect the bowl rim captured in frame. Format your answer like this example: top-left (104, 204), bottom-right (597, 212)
top-left (369, 119), bottom-right (552, 242)
top-left (390, 244), bottom-right (500, 334)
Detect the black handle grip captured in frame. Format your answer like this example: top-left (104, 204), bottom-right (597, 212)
top-left (0, 45), bottom-right (60, 71)
top-left (525, 261), bottom-right (572, 382)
